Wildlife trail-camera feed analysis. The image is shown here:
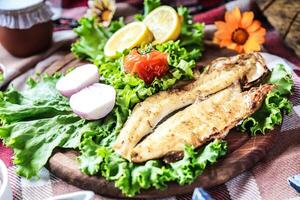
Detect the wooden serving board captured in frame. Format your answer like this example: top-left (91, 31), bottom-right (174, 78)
top-left (46, 42), bottom-right (278, 198)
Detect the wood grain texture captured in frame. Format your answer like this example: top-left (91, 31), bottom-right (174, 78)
top-left (256, 0), bottom-right (300, 56)
top-left (46, 42), bottom-right (277, 198)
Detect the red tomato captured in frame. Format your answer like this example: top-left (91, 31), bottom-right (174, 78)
top-left (124, 49), bottom-right (169, 84)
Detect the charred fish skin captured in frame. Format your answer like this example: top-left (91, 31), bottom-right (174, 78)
top-left (113, 53), bottom-right (269, 161)
top-left (131, 84), bottom-right (274, 163)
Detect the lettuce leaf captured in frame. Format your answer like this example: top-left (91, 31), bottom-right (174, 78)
top-left (178, 6), bottom-right (205, 52)
top-left (144, 0), bottom-right (161, 16)
top-left (268, 64), bottom-right (293, 95)
top-left (71, 17), bottom-right (124, 61)
top-left (240, 64), bottom-right (294, 135)
top-left (0, 75), bottom-right (70, 124)
top-left (0, 76), bottom-right (92, 178)
top-left (134, 0), bottom-right (161, 21)
top-left (79, 135), bottom-right (227, 197)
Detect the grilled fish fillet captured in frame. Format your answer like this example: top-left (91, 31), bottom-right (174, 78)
top-left (113, 53), bottom-right (268, 160)
top-left (131, 84), bottom-right (274, 162)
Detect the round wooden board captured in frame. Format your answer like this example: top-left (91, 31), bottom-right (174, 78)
top-left (46, 42), bottom-right (278, 198)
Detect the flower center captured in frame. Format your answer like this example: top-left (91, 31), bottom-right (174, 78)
top-left (232, 28), bottom-right (249, 45)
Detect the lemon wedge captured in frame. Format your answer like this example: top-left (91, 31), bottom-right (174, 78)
top-left (143, 6), bottom-right (181, 44)
top-left (104, 22), bottom-right (153, 58)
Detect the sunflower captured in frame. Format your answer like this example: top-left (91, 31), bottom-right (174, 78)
top-left (213, 7), bottom-right (266, 53)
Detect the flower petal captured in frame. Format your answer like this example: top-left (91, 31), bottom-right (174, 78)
top-left (244, 36), bottom-right (261, 53)
top-left (227, 42), bottom-right (237, 50)
top-left (214, 37), bottom-right (232, 47)
top-left (215, 30), bottom-right (232, 40)
top-left (247, 20), bottom-right (261, 33)
top-left (225, 7), bottom-right (241, 26)
top-left (215, 21), bottom-right (227, 29)
top-left (241, 12), bottom-right (254, 28)
top-left (220, 39), bottom-right (232, 47)
top-left (250, 27), bottom-right (266, 44)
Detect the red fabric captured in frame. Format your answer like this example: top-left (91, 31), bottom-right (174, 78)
top-left (193, 5), bottom-right (226, 24)
top-left (0, 141), bottom-right (13, 167)
top-left (62, 0), bottom-right (87, 8)
top-left (198, 0), bottom-right (225, 9)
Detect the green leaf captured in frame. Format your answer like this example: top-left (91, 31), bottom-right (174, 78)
top-left (177, 6), bottom-right (205, 52)
top-left (71, 17), bottom-right (124, 60)
top-left (268, 64), bottom-right (293, 95)
top-left (0, 76), bottom-right (70, 124)
top-left (171, 140), bottom-right (227, 185)
top-left (144, 0), bottom-right (161, 16)
top-left (239, 64), bottom-right (294, 135)
top-left (134, 0), bottom-right (161, 21)
top-left (0, 72), bottom-right (3, 84)
top-left (0, 76), bottom-right (89, 178)
top-left (78, 138), bottom-right (227, 197)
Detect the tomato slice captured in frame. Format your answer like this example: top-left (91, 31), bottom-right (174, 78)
top-left (124, 49), bottom-right (169, 84)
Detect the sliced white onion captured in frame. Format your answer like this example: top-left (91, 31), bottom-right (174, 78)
top-left (56, 64), bottom-right (99, 97)
top-left (70, 83), bottom-right (116, 120)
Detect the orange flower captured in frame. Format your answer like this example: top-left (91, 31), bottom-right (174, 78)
top-left (213, 7), bottom-right (266, 53)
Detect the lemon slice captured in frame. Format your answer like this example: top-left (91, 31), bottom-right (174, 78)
top-left (143, 6), bottom-right (181, 44)
top-left (104, 22), bottom-right (153, 58)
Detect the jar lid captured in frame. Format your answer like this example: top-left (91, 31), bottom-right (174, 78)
top-left (0, 0), bottom-right (53, 29)
top-left (0, 0), bottom-right (43, 11)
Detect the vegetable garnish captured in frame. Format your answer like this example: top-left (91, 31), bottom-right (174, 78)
top-left (240, 64), bottom-right (293, 135)
top-left (79, 137), bottom-right (227, 197)
top-left (124, 49), bottom-right (169, 84)
top-left (56, 64), bottom-right (99, 97)
top-left (0, 75), bottom-right (87, 178)
top-left (71, 17), bottom-right (125, 61)
top-left (70, 83), bottom-right (116, 120)
top-left (213, 7), bottom-right (266, 53)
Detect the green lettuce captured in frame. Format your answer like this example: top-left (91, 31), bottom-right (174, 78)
top-left (144, 0), bottom-right (161, 16)
top-left (178, 6), bottom-right (205, 52)
top-left (71, 17), bottom-right (124, 61)
top-left (0, 75), bottom-right (70, 124)
top-left (0, 76), bottom-right (94, 178)
top-left (79, 135), bottom-right (227, 197)
top-left (0, 72), bottom-right (3, 84)
top-left (268, 64), bottom-right (293, 95)
top-left (134, 0), bottom-right (161, 21)
top-left (240, 64), bottom-right (294, 135)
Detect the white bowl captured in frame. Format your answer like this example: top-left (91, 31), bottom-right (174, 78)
top-left (0, 159), bottom-right (13, 200)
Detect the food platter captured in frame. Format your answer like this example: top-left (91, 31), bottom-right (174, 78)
top-left (46, 43), bottom-right (278, 198)
top-left (0, 1), bottom-right (294, 198)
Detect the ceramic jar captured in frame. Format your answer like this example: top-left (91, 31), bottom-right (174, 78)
top-left (0, 0), bottom-right (53, 57)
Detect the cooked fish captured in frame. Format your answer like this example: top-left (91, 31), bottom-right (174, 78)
top-left (131, 84), bottom-right (273, 162)
top-left (208, 52), bottom-right (268, 87)
top-left (113, 53), bottom-right (268, 160)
